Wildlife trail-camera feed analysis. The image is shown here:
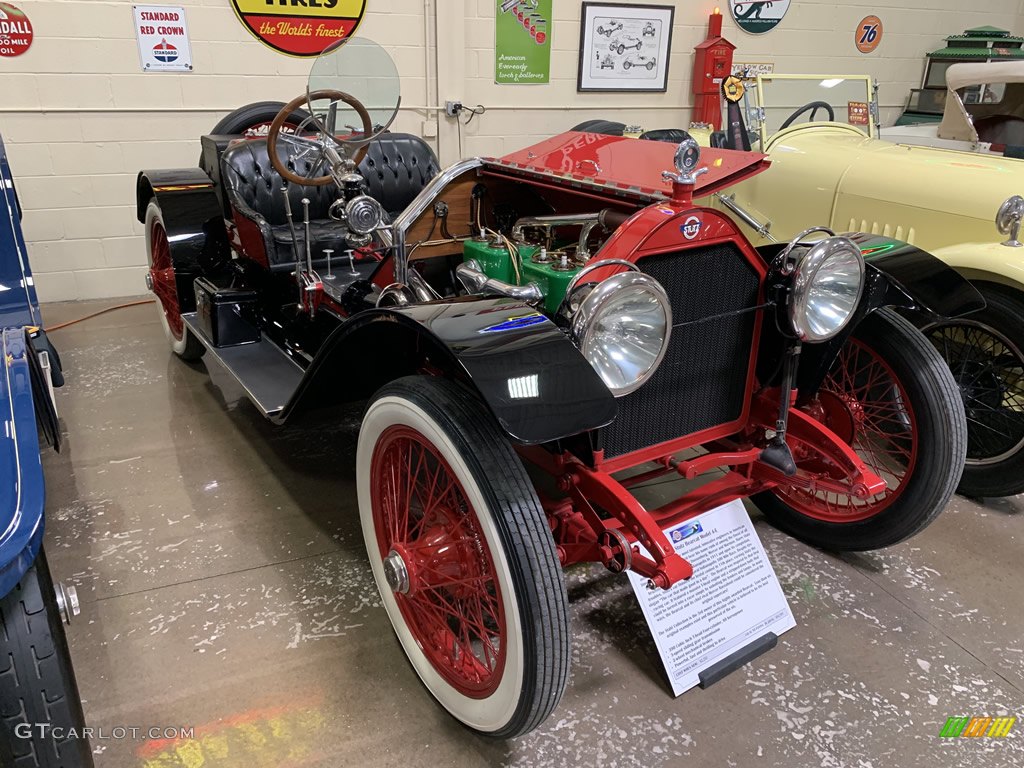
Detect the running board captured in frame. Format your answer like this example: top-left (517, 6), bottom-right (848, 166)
top-left (182, 313), bottom-right (303, 418)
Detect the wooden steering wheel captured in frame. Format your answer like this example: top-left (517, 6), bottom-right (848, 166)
top-left (267, 89), bottom-right (374, 187)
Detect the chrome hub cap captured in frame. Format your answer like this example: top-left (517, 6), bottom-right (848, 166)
top-left (383, 549), bottom-right (410, 594)
top-left (55, 582), bottom-right (80, 625)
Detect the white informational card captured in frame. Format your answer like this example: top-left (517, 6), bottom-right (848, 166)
top-left (627, 500), bottom-right (796, 697)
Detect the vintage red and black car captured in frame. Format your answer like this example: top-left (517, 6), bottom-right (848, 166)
top-left (135, 40), bottom-right (980, 737)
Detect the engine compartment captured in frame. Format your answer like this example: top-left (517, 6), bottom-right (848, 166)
top-left (385, 166), bottom-right (639, 312)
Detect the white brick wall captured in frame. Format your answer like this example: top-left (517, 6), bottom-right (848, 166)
top-left (4, 0), bottom-right (1024, 300)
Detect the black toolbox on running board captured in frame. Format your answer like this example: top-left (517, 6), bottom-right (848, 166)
top-left (194, 278), bottom-right (260, 347)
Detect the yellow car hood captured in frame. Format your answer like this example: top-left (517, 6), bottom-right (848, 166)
top-left (750, 126), bottom-right (1024, 251)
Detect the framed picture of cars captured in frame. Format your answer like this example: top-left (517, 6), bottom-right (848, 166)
top-left (577, 2), bottom-right (674, 92)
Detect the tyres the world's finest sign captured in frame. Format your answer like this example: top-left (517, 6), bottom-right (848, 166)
top-left (231, 0), bottom-right (366, 57)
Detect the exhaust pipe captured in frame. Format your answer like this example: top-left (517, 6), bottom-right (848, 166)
top-left (456, 260), bottom-right (544, 304)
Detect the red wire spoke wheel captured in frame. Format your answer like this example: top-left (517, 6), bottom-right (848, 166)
top-left (371, 425), bottom-right (507, 697)
top-left (755, 310), bottom-right (966, 551)
top-left (144, 200), bottom-right (204, 360)
top-left (357, 377), bottom-right (570, 738)
top-left (780, 337), bottom-right (918, 523)
top-left (148, 219), bottom-right (183, 341)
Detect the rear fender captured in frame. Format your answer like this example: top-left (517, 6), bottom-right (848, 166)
top-left (281, 297), bottom-right (618, 445)
top-left (136, 169), bottom-right (227, 281)
top-left (0, 328), bottom-right (45, 596)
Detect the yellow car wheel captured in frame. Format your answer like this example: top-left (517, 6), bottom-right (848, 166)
top-left (925, 286), bottom-right (1024, 498)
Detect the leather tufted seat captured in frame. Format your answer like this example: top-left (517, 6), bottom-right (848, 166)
top-left (360, 133), bottom-right (441, 219)
top-left (221, 133), bottom-right (440, 270)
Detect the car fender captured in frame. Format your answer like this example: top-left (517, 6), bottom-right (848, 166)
top-left (926, 240), bottom-right (1024, 295)
top-left (850, 233), bottom-right (986, 319)
top-left (136, 168), bottom-right (225, 274)
top-left (280, 297), bottom-right (618, 445)
top-left (0, 328), bottom-right (45, 597)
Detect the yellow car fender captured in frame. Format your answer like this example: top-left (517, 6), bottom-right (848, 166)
top-left (927, 240), bottom-right (1024, 294)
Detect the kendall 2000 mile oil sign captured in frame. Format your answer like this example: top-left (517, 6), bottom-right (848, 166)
top-left (231, 0), bottom-right (366, 57)
top-left (0, 3), bottom-right (33, 58)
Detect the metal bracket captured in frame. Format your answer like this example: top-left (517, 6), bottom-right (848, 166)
top-left (662, 166), bottom-right (709, 187)
top-left (870, 81), bottom-right (881, 132)
top-left (565, 460), bottom-right (694, 590)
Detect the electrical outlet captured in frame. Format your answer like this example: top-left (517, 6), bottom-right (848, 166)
top-left (445, 100), bottom-right (463, 118)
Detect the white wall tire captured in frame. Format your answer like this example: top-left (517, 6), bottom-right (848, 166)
top-left (356, 376), bottom-right (570, 738)
top-left (144, 201), bottom-right (204, 361)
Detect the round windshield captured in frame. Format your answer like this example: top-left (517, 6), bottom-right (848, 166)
top-left (306, 38), bottom-right (401, 147)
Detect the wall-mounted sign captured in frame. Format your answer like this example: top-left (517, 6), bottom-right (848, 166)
top-left (856, 15), bottom-right (883, 53)
top-left (496, 0), bottom-right (551, 84)
top-left (133, 5), bottom-right (193, 72)
top-left (230, 0), bottom-right (366, 58)
top-left (0, 3), bottom-right (33, 58)
top-left (730, 0), bottom-right (790, 36)
top-left (732, 61), bottom-right (774, 79)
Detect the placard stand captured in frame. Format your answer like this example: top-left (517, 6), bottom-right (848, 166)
top-left (626, 500), bottom-right (796, 697)
top-left (697, 631), bottom-right (777, 689)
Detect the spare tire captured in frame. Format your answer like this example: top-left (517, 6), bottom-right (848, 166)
top-left (202, 101), bottom-right (313, 164)
top-left (208, 101), bottom-right (310, 137)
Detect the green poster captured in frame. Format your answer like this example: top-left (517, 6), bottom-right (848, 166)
top-left (495, 0), bottom-right (551, 84)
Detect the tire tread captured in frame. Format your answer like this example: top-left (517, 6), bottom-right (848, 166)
top-left (0, 551), bottom-right (92, 767)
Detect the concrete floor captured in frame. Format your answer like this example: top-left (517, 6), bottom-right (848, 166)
top-left (38, 299), bottom-right (1024, 767)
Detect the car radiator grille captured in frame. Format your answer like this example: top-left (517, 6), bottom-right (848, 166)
top-left (601, 243), bottom-right (762, 460)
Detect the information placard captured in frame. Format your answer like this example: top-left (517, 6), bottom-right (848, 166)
top-left (133, 5), bottom-right (192, 72)
top-left (628, 500), bottom-right (795, 696)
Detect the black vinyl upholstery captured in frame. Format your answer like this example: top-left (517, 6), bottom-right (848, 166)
top-left (221, 133), bottom-right (439, 270)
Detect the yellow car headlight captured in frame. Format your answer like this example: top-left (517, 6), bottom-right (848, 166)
top-left (996, 195), bottom-right (1024, 247)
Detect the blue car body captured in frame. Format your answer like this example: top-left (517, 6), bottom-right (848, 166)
top-left (0, 133), bottom-right (49, 595)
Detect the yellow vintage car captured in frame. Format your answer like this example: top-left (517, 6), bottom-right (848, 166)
top-left (701, 74), bottom-right (1024, 498)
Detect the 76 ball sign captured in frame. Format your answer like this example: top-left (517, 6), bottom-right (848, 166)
top-left (856, 15), bottom-right (882, 54)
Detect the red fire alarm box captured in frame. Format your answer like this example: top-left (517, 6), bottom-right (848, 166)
top-left (693, 8), bottom-right (736, 129)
